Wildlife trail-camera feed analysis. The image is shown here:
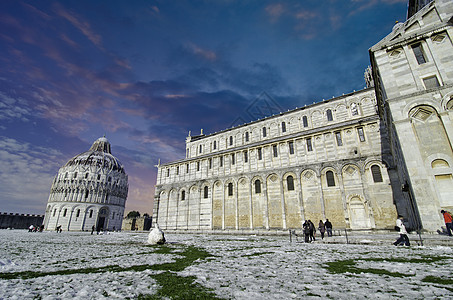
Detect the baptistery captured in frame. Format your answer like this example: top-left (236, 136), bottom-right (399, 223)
top-left (43, 137), bottom-right (128, 231)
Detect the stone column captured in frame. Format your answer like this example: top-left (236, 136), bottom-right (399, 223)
top-left (296, 172), bottom-right (305, 226)
top-left (249, 180), bottom-right (253, 230)
top-left (263, 179), bottom-right (270, 230)
top-left (235, 182), bottom-right (239, 230)
top-left (317, 173), bottom-right (326, 219)
top-left (280, 175), bottom-right (287, 229)
top-left (336, 172), bottom-right (349, 228)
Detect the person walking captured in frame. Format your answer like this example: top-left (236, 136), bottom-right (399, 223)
top-left (441, 210), bottom-right (453, 236)
top-left (303, 221), bottom-right (310, 243)
top-left (318, 220), bottom-right (326, 240)
top-left (308, 220), bottom-right (316, 242)
top-left (325, 219), bottom-right (333, 237)
top-left (393, 215), bottom-right (410, 246)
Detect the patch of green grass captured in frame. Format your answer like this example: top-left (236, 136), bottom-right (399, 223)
top-left (362, 256), bottom-right (451, 264)
top-left (138, 271), bottom-right (219, 300)
top-left (422, 276), bottom-right (453, 285)
top-left (325, 259), bottom-right (411, 278)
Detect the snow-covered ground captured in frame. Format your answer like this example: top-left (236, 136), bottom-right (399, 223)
top-left (0, 230), bottom-right (452, 299)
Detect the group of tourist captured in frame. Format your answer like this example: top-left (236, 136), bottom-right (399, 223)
top-left (302, 219), bottom-right (333, 243)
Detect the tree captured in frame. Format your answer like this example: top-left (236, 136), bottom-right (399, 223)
top-left (126, 211), bottom-right (140, 218)
top-left (143, 213), bottom-right (150, 217)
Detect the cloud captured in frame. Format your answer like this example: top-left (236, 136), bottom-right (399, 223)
top-left (265, 3), bottom-right (285, 22)
top-left (186, 43), bottom-right (217, 61)
top-left (53, 3), bottom-right (104, 50)
top-left (0, 137), bottom-right (67, 214)
top-left (0, 92), bottom-right (32, 122)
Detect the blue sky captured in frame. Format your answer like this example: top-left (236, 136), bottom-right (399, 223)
top-left (0, 0), bottom-right (408, 215)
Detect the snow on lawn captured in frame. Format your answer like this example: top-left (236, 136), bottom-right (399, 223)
top-left (0, 230), bottom-right (452, 299)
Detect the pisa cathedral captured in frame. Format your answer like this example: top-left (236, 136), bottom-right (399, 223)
top-left (154, 0), bottom-right (453, 232)
top-left (43, 137), bottom-right (128, 231)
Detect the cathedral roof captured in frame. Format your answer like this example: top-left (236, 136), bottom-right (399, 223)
top-left (64, 137), bottom-right (125, 173)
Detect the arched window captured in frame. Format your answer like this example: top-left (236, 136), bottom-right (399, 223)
top-left (371, 165), bottom-right (383, 183)
top-left (181, 190), bottom-right (185, 201)
top-left (76, 209), bottom-right (80, 218)
top-left (351, 103), bottom-right (359, 116)
top-left (282, 122), bottom-right (286, 133)
top-left (229, 136), bottom-right (233, 146)
top-left (287, 176), bottom-right (295, 191)
top-left (89, 210), bottom-right (93, 218)
top-left (204, 186), bottom-right (209, 199)
top-left (85, 173), bottom-right (89, 179)
top-left (326, 171), bottom-right (335, 187)
top-left (245, 132), bottom-right (249, 142)
top-left (302, 116), bottom-right (308, 127)
top-left (326, 109), bottom-right (333, 121)
top-left (263, 127), bottom-right (267, 137)
top-left (108, 177), bottom-right (111, 182)
top-left (53, 209), bottom-right (56, 217)
top-left (213, 140), bottom-right (217, 149)
top-left (228, 183), bottom-right (233, 196)
top-left (63, 209), bottom-right (67, 217)
top-left (255, 180), bottom-right (261, 194)
top-left (73, 172), bottom-right (78, 179)
top-left (85, 190), bottom-right (89, 199)
top-left (199, 144), bottom-right (202, 154)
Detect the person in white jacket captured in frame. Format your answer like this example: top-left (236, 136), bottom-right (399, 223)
top-left (393, 215), bottom-right (410, 246)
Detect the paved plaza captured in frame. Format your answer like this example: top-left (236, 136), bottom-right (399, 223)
top-left (0, 230), bottom-right (452, 299)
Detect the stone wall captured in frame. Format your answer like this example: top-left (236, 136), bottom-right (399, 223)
top-left (0, 212), bottom-right (44, 229)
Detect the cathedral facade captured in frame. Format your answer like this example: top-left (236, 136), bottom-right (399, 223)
top-left (154, 89), bottom-right (397, 231)
top-left (154, 0), bottom-right (453, 232)
top-left (43, 137), bottom-right (128, 231)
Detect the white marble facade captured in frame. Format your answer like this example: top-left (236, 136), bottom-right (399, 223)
top-left (154, 0), bottom-right (453, 232)
top-left (154, 89), bottom-right (398, 231)
top-left (43, 137), bottom-right (128, 231)
top-left (370, 0), bottom-right (453, 231)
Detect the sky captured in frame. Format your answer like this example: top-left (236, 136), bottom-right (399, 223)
top-left (0, 0), bottom-right (409, 216)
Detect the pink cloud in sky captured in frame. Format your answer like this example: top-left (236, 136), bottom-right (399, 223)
top-left (265, 3), bottom-right (285, 22)
top-left (164, 94), bottom-right (189, 99)
top-left (53, 3), bottom-right (104, 50)
top-left (187, 43), bottom-right (217, 61)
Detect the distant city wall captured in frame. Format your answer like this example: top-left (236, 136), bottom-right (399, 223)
top-left (0, 212), bottom-right (44, 229)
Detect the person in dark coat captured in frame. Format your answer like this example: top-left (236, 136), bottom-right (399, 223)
top-left (308, 220), bottom-right (316, 241)
top-left (325, 219), bottom-right (333, 237)
top-left (318, 220), bottom-right (326, 239)
top-left (303, 221), bottom-right (310, 243)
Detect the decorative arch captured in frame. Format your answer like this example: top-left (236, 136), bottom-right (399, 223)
top-left (237, 176), bottom-right (250, 228)
top-left (266, 173), bottom-right (282, 228)
top-left (347, 195), bottom-right (371, 229)
top-left (441, 92), bottom-right (453, 111)
top-left (212, 180), bottom-right (223, 229)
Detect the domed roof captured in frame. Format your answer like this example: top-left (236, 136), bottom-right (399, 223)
top-left (64, 137), bottom-right (125, 173)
